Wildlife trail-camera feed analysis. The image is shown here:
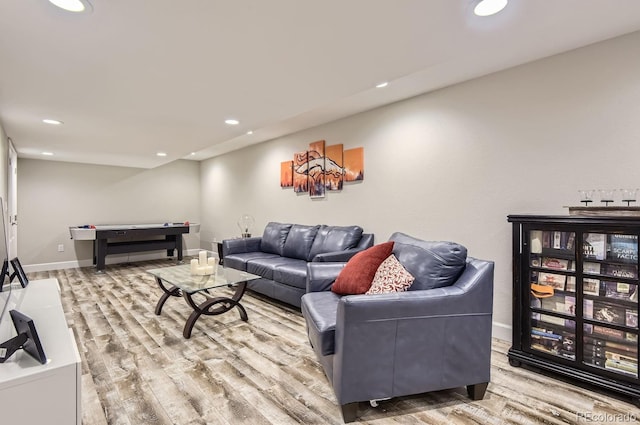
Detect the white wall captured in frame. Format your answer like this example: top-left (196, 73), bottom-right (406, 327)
top-left (200, 31), bottom-right (640, 339)
top-left (0, 123), bottom-right (8, 203)
top-left (17, 159), bottom-right (201, 269)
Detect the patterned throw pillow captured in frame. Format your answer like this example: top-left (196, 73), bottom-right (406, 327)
top-left (366, 254), bottom-right (415, 294)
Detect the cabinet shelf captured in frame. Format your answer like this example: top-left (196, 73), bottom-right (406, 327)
top-left (584, 293), bottom-right (638, 307)
top-left (509, 215), bottom-right (640, 405)
top-left (539, 249), bottom-right (575, 259)
top-left (530, 267), bottom-right (576, 276)
top-left (531, 307), bottom-right (575, 320)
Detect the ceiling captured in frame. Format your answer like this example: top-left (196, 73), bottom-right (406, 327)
top-left (2, 1), bottom-right (640, 169)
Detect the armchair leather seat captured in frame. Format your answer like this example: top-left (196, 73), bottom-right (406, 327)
top-left (301, 291), bottom-right (340, 356)
top-left (301, 232), bottom-right (494, 422)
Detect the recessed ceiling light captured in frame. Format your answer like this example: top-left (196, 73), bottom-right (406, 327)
top-left (246, 130), bottom-right (253, 135)
top-left (225, 119), bottom-right (239, 125)
top-left (156, 152), bottom-right (167, 157)
top-left (48, 0), bottom-right (91, 13)
top-left (375, 82), bottom-right (389, 88)
top-left (43, 119), bottom-right (63, 125)
top-left (474, 0), bottom-right (508, 16)
top-left (42, 152), bottom-right (54, 156)
top-left (190, 152), bottom-right (196, 156)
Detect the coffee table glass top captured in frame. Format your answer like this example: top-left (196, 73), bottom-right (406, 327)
top-left (147, 264), bottom-right (260, 293)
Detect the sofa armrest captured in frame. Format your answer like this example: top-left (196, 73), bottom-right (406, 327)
top-left (310, 233), bottom-right (374, 262)
top-left (312, 248), bottom-right (362, 262)
top-left (306, 262), bottom-right (346, 293)
top-left (222, 237), bottom-right (262, 256)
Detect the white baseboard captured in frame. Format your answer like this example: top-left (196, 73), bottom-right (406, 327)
top-left (22, 248), bottom-right (202, 273)
top-left (492, 321), bottom-right (512, 343)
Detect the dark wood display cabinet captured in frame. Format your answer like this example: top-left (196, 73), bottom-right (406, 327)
top-left (508, 215), bottom-right (640, 406)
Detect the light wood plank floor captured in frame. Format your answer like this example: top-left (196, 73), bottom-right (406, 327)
top-left (28, 259), bottom-right (640, 424)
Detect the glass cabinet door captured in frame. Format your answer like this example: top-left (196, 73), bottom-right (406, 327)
top-left (582, 233), bottom-right (638, 378)
top-left (528, 230), bottom-right (577, 360)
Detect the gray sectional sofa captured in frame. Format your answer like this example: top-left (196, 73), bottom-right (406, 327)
top-left (222, 222), bottom-right (374, 307)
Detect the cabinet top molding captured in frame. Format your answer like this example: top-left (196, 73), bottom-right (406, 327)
top-left (508, 214), bottom-right (640, 226)
top-left (566, 206), bottom-right (640, 217)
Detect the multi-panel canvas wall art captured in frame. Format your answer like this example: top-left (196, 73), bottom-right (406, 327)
top-left (281, 140), bottom-right (363, 197)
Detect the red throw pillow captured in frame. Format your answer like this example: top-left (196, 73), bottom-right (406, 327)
top-left (331, 241), bottom-right (395, 295)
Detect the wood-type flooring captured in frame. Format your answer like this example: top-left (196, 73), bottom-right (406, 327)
top-left (27, 259), bottom-right (640, 424)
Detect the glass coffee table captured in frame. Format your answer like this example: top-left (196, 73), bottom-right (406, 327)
top-left (148, 264), bottom-right (260, 338)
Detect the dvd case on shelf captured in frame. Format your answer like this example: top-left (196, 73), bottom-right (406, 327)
top-left (583, 300), bottom-right (626, 326)
top-left (627, 310), bottom-right (639, 328)
top-left (609, 234), bottom-right (639, 264)
top-left (603, 282), bottom-right (636, 300)
top-left (584, 336), bottom-right (638, 353)
top-left (583, 278), bottom-right (600, 296)
top-left (538, 231), bottom-right (575, 252)
top-left (541, 257), bottom-right (571, 271)
top-left (603, 263), bottom-right (638, 280)
top-left (583, 262), bottom-right (602, 275)
top-left (537, 295), bottom-right (575, 316)
top-left (536, 272), bottom-right (566, 290)
top-left (566, 276), bottom-right (576, 293)
top-left (530, 318), bottom-right (576, 360)
top-left (584, 233), bottom-right (606, 260)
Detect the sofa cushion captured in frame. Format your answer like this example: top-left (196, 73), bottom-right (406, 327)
top-left (260, 222), bottom-right (293, 256)
top-left (283, 224), bottom-right (320, 260)
top-left (309, 225), bottom-right (364, 260)
top-left (390, 232), bottom-right (467, 290)
top-left (223, 252), bottom-right (280, 272)
top-left (366, 254), bottom-right (415, 294)
top-left (246, 257), bottom-right (287, 280)
top-left (273, 259), bottom-right (309, 289)
top-left (301, 291), bottom-right (341, 356)
top-left (331, 241), bottom-right (394, 295)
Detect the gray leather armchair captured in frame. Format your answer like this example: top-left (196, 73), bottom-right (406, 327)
top-left (300, 233), bottom-right (495, 422)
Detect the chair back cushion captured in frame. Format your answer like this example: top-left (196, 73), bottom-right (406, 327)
top-left (283, 224), bottom-right (321, 260)
top-left (390, 232), bottom-right (467, 290)
top-left (309, 225), bottom-right (364, 260)
top-left (260, 222), bottom-right (293, 255)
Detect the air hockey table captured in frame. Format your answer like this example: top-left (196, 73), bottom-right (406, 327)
top-left (69, 222), bottom-right (200, 271)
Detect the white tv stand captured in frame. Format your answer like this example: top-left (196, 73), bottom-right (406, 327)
top-left (0, 278), bottom-right (81, 424)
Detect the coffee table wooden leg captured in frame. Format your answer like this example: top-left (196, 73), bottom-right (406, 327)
top-left (182, 282), bottom-right (248, 339)
top-left (154, 277), bottom-right (181, 315)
